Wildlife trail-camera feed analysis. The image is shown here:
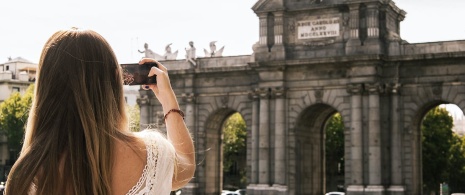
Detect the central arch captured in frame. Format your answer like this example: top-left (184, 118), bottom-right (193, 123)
top-left (293, 103), bottom-right (341, 195)
top-left (203, 108), bottom-right (246, 195)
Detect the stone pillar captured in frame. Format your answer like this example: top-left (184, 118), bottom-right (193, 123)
top-left (181, 92), bottom-right (197, 195)
top-left (345, 4), bottom-right (361, 55)
top-left (346, 84), bottom-right (364, 194)
top-left (137, 95), bottom-right (150, 130)
top-left (258, 13), bottom-right (268, 46)
top-left (183, 93), bottom-right (196, 131)
top-left (387, 83), bottom-right (405, 195)
top-left (250, 90), bottom-right (260, 184)
top-left (365, 83), bottom-right (384, 194)
top-left (258, 88), bottom-right (270, 185)
top-left (271, 11), bottom-right (286, 60)
top-left (273, 88), bottom-right (286, 187)
top-left (366, 4), bottom-right (379, 39)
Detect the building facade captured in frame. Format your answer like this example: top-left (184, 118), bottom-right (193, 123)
top-left (0, 57), bottom-right (37, 181)
top-left (137, 0), bottom-right (465, 194)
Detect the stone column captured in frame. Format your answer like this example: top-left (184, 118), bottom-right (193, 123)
top-left (137, 95), bottom-right (150, 130)
top-left (346, 84), bottom-right (364, 194)
top-left (258, 13), bottom-right (268, 46)
top-left (271, 11), bottom-right (286, 60)
top-left (387, 83), bottom-right (405, 195)
top-left (183, 93), bottom-right (196, 131)
top-left (273, 88), bottom-right (286, 186)
top-left (258, 88), bottom-right (270, 185)
top-left (366, 3), bottom-right (380, 39)
top-left (365, 83), bottom-right (384, 194)
top-left (250, 90), bottom-right (260, 184)
top-left (181, 92), bottom-right (198, 195)
top-left (346, 4), bottom-right (361, 55)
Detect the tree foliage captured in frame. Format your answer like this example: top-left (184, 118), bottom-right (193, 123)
top-left (422, 106), bottom-right (465, 194)
top-left (325, 113), bottom-right (345, 172)
top-left (222, 112), bottom-right (247, 189)
top-left (325, 113), bottom-right (345, 191)
top-left (126, 103), bottom-right (140, 132)
top-left (0, 85), bottom-right (34, 164)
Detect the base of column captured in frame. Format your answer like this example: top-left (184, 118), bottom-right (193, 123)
top-left (387, 185), bottom-right (405, 195)
top-left (248, 184), bottom-right (286, 195)
top-left (365, 185), bottom-right (385, 195)
top-left (179, 183), bottom-right (198, 195)
top-left (347, 185), bottom-right (365, 195)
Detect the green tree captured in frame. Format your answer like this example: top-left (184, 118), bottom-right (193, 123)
top-left (422, 106), bottom-right (454, 195)
top-left (325, 113), bottom-right (345, 191)
top-left (0, 84), bottom-right (34, 165)
top-left (448, 134), bottom-right (465, 193)
top-left (222, 112), bottom-right (247, 189)
top-left (126, 104), bottom-right (140, 132)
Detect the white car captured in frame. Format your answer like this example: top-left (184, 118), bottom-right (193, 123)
top-left (325, 192), bottom-right (345, 195)
top-left (221, 190), bottom-right (239, 195)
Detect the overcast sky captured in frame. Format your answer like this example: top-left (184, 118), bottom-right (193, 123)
top-left (1, 0), bottom-right (465, 64)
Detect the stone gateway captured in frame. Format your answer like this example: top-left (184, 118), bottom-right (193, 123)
top-left (137, 0), bottom-right (465, 194)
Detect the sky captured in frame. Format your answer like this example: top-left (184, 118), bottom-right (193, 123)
top-left (1, 0), bottom-right (465, 64)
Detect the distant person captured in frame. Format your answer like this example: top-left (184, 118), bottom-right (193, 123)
top-left (5, 28), bottom-right (195, 195)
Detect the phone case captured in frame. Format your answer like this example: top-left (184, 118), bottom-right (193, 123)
top-left (121, 62), bottom-right (158, 85)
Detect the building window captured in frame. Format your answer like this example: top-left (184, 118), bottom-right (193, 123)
top-left (6, 66), bottom-right (9, 71)
top-left (12, 87), bottom-right (20, 92)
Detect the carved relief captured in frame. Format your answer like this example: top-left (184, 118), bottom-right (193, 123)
top-left (314, 88), bottom-right (324, 102)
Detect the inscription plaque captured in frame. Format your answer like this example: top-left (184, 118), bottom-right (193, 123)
top-left (297, 17), bottom-right (340, 39)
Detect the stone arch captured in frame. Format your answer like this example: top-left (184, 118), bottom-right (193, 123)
top-left (292, 103), bottom-right (340, 195)
top-left (198, 95), bottom-right (252, 195)
top-left (401, 84), bottom-right (465, 194)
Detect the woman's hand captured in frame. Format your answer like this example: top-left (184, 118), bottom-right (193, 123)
top-left (139, 58), bottom-right (179, 111)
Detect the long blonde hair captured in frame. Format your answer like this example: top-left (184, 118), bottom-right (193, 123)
top-left (6, 29), bottom-right (133, 195)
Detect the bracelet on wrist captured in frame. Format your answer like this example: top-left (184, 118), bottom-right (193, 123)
top-left (164, 109), bottom-right (185, 122)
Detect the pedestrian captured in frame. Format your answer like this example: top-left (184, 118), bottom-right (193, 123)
top-left (5, 28), bottom-right (195, 195)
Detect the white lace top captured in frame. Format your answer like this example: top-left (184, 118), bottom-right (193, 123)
top-left (126, 130), bottom-right (176, 195)
top-left (28, 131), bottom-right (176, 194)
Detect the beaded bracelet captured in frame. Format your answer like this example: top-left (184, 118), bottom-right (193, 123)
top-left (164, 109), bottom-right (185, 121)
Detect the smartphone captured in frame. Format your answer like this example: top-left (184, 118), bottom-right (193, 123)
top-left (121, 62), bottom-right (158, 85)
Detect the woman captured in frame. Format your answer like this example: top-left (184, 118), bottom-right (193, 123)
top-left (5, 28), bottom-right (195, 194)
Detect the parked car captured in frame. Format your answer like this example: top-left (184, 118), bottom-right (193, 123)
top-left (235, 189), bottom-right (246, 195)
top-left (325, 192), bottom-right (345, 195)
top-left (0, 181), bottom-right (4, 193)
top-left (221, 190), bottom-right (239, 195)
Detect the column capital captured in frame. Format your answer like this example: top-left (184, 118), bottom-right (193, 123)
top-left (249, 89), bottom-right (260, 100)
top-left (385, 83), bottom-right (402, 94)
top-left (136, 95), bottom-right (150, 106)
top-left (347, 83), bottom-right (364, 95)
top-left (365, 83), bottom-right (381, 95)
top-left (182, 93), bottom-right (196, 103)
top-left (257, 88), bottom-right (270, 99)
top-left (272, 87), bottom-right (286, 99)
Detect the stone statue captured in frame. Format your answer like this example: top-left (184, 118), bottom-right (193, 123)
top-left (204, 41), bottom-right (225, 57)
top-left (164, 43), bottom-right (178, 60)
top-left (185, 41), bottom-right (196, 66)
top-left (138, 43), bottom-right (164, 60)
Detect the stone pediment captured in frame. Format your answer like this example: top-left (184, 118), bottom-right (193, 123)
top-left (252, 0), bottom-right (285, 13)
